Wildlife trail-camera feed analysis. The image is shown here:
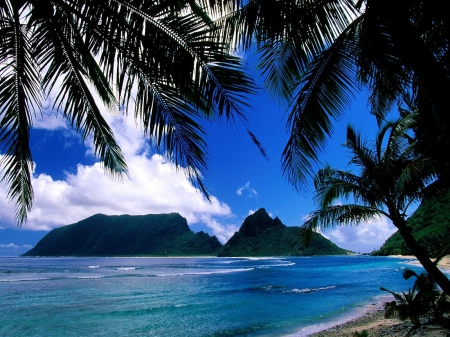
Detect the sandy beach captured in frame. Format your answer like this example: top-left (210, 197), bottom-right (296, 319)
top-left (307, 308), bottom-right (449, 336)
top-left (388, 255), bottom-right (450, 271)
top-left (306, 255), bottom-right (450, 337)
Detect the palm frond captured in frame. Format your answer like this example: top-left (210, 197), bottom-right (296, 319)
top-left (0, 2), bottom-right (41, 225)
top-left (314, 166), bottom-right (363, 208)
top-left (302, 204), bottom-right (385, 245)
top-left (221, 0), bottom-right (358, 51)
top-left (355, 8), bottom-right (411, 121)
top-left (256, 39), bottom-right (308, 101)
top-left (345, 125), bottom-right (377, 170)
top-left (281, 24), bottom-right (360, 189)
top-left (403, 268), bottom-right (419, 280)
top-left (113, 0), bottom-right (258, 121)
top-left (37, 10), bottom-right (127, 177)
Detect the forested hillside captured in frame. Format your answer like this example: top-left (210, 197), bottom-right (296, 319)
top-left (218, 208), bottom-right (349, 257)
top-left (372, 192), bottom-right (450, 256)
top-left (23, 213), bottom-right (222, 256)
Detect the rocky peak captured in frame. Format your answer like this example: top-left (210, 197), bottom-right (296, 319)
top-left (239, 208), bottom-right (285, 237)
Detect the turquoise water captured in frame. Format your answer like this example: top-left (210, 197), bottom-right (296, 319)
top-left (0, 256), bottom-right (426, 336)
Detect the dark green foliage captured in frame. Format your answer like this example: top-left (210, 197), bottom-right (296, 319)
top-left (372, 191), bottom-right (450, 257)
top-left (222, 0), bottom-right (450, 191)
top-left (23, 213), bottom-right (222, 257)
top-left (218, 208), bottom-right (348, 257)
top-left (381, 269), bottom-right (450, 327)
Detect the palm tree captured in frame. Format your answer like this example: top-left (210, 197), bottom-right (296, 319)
top-left (302, 117), bottom-right (450, 294)
top-left (218, 0), bottom-right (450, 189)
top-left (0, 0), bottom-right (258, 225)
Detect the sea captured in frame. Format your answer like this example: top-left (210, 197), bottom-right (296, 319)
top-left (0, 255), bottom-right (437, 336)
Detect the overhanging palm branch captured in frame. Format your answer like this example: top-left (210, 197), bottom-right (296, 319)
top-left (0, 1), bottom-right (41, 224)
top-left (282, 26), bottom-right (360, 188)
top-left (0, 0), bottom-right (258, 225)
top-left (302, 204), bottom-right (385, 245)
top-left (218, 0), bottom-right (450, 190)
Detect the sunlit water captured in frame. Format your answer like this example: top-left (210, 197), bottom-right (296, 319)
top-left (0, 256), bottom-right (428, 336)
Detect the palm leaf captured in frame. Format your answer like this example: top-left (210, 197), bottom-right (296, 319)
top-left (0, 2), bottom-right (41, 225)
top-left (302, 204), bottom-right (385, 245)
top-left (281, 23), bottom-right (360, 189)
top-left (36, 9), bottom-right (127, 176)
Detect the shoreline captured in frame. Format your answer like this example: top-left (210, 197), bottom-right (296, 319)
top-left (387, 255), bottom-right (450, 272)
top-left (295, 255), bottom-right (450, 337)
top-left (300, 307), bottom-right (449, 337)
top-left (303, 307), bottom-right (412, 337)
top-left (287, 296), bottom-right (399, 336)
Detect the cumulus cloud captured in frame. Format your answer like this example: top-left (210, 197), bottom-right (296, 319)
top-left (0, 112), bottom-right (236, 242)
top-left (322, 217), bottom-right (397, 253)
top-left (198, 215), bottom-right (239, 244)
top-left (236, 182), bottom-right (258, 198)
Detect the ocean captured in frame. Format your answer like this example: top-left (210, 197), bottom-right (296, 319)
top-left (0, 255), bottom-right (430, 336)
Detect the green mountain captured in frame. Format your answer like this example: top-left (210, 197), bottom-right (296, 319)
top-left (372, 192), bottom-right (450, 256)
top-left (23, 213), bottom-right (222, 257)
top-left (218, 208), bottom-right (349, 257)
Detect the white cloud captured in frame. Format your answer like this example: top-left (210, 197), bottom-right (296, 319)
top-left (236, 182), bottom-right (258, 198)
top-left (33, 105), bottom-right (69, 131)
top-left (0, 243), bottom-right (19, 249)
top-left (198, 215), bottom-right (239, 244)
top-left (0, 243), bottom-right (32, 250)
top-left (0, 112), bottom-right (236, 242)
top-left (322, 217), bottom-right (397, 253)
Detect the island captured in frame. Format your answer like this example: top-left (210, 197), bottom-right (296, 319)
top-left (23, 213), bottom-right (222, 256)
top-left (23, 208), bottom-right (349, 257)
top-left (218, 208), bottom-right (349, 257)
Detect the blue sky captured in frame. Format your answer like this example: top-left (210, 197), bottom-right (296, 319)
top-left (0, 65), bottom-right (400, 256)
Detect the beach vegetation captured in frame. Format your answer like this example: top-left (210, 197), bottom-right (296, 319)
top-left (301, 114), bottom-right (450, 294)
top-left (353, 330), bottom-right (368, 337)
top-left (381, 268), bottom-right (450, 327)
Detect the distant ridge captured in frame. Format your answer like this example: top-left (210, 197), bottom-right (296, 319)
top-left (23, 213), bottom-right (222, 257)
top-left (218, 208), bottom-right (349, 257)
top-left (24, 209), bottom-right (349, 257)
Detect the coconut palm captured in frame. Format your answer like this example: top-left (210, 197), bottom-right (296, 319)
top-left (302, 117), bottom-right (450, 294)
top-left (218, 0), bottom-right (450, 189)
top-left (0, 0), bottom-right (258, 225)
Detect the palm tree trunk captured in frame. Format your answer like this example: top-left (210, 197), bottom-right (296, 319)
top-left (398, 226), bottom-right (450, 295)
